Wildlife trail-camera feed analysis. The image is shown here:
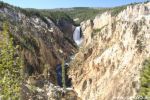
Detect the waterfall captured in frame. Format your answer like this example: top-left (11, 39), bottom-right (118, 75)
top-left (73, 26), bottom-right (83, 46)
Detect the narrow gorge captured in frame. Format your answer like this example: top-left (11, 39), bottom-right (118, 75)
top-left (0, 1), bottom-right (150, 100)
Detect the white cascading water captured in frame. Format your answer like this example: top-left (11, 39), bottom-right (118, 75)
top-left (73, 26), bottom-right (83, 46)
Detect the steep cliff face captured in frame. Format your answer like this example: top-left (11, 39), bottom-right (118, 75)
top-left (69, 2), bottom-right (150, 100)
top-left (0, 4), bottom-right (80, 99)
top-left (0, 4), bottom-right (77, 84)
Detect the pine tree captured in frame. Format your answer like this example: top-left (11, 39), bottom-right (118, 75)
top-left (139, 58), bottom-right (150, 98)
top-left (61, 58), bottom-right (66, 90)
top-left (0, 22), bottom-right (22, 99)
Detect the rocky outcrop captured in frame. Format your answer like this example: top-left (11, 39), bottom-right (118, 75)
top-left (93, 12), bottom-right (112, 29)
top-left (69, 2), bottom-right (150, 100)
top-left (22, 82), bottom-right (81, 100)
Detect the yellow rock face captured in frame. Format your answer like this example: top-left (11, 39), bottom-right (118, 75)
top-left (69, 2), bottom-right (150, 100)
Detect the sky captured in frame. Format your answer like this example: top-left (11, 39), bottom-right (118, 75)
top-left (0, 0), bottom-right (148, 9)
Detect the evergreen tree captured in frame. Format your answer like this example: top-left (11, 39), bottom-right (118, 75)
top-left (139, 58), bottom-right (150, 98)
top-left (61, 58), bottom-right (66, 90)
top-left (0, 22), bottom-right (22, 99)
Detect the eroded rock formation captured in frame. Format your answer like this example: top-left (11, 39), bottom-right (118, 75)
top-left (0, 6), bottom-right (77, 83)
top-left (69, 2), bottom-right (150, 100)
top-left (0, 4), bottom-right (78, 99)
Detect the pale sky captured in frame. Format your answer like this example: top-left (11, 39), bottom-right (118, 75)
top-left (0, 0), bottom-right (148, 9)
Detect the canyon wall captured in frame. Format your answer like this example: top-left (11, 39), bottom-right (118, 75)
top-left (0, 5), bottom-right (77, 85)
top-left (69, 2), bottom-right (150, 100)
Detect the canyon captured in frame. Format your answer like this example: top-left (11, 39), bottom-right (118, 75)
top-left (0, 1), bottom-right (150, 100)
